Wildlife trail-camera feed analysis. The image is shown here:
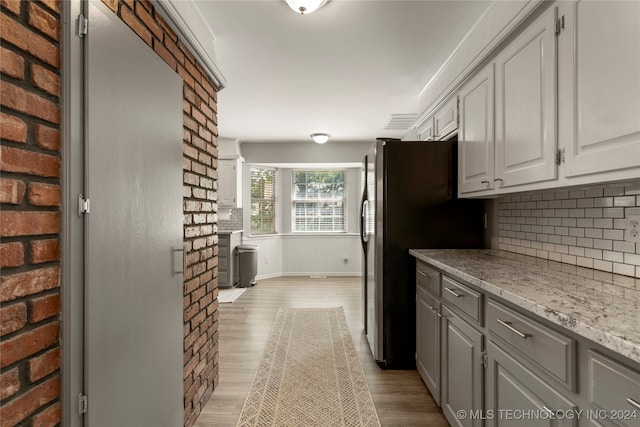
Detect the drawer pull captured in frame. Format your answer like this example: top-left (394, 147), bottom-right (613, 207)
top-left (497, 318), bottom-right (530, 339)
top-left (444, 287), bottom-right (463, 298)
top-left (627, 398), bottom-right (640, 410)
top-left (418, 270), bottom-right (427, 277)
top-left (436, 312), bottom-right (443, 318)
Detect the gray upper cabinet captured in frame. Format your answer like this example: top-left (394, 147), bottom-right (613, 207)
top-left (218, 158), bottom-right (242, 208)
top-left (494, 5), bottom-right (558, 189)
top-left (458, 64), bottom-right (495, 194)
top-left (434, 96), bottom-right (459, 141)
top-left (417, 95), bottom-right (458, 142)
top-left (558, 0), bottom-right (640, 180)
top-left (441, 305), bottom-right (484, 427)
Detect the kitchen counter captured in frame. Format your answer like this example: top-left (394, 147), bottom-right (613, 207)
top-left (218, 229), bottom-right (243, 235)
top-left (409, 249), bottom-right (640, 364)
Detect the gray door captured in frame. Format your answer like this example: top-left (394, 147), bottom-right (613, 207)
top-left (85, 1), bottom-right (183, 425)
top-left (440, 307), bottom-right (484, 427)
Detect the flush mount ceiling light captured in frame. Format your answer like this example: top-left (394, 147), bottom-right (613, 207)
top-left (285, 0), bottom-right (328, 15)
top-left (310, 133), bottom-right (331, 144)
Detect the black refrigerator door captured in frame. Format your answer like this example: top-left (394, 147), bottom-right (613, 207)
top-left (378, 139), bottom-right (484, 369)
top-left (360, 155), bottom-right (369, 333)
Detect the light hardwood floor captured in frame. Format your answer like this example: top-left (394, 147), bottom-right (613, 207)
top-left (194, 276), bottom-right (448, 427)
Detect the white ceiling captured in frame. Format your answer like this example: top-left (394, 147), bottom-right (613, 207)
top-left (196, 0), bottom-right (490, 144)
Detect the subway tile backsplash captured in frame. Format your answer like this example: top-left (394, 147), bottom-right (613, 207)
top-left (498, 181), bottom-right (640, 278)
top-left (218, 208), bottom-right (243, 230)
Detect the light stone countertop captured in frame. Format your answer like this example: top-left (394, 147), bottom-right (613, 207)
top-left (409, 249), bottom-right (640, 364)
top-left (218, 229), bottom-right (243, 235)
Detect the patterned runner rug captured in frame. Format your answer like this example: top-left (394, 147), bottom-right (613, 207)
top-left (236, 307), bottom-right (381, 427)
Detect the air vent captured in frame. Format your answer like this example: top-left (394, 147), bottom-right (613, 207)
top-left (384, 114), bottom-right (418, 131)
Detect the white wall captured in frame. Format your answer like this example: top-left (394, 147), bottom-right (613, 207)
top-left (239, 143), bottom-right (368, 279)
top-left (241, 141), bottom-right (371, 164)
top-left (242, 235), bottom-right (284, 280)
top-left (282, 234), bottom-right (361, 277)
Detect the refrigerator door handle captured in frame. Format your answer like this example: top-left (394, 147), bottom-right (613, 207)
top-left (360, 199), bottom-right (369, 245)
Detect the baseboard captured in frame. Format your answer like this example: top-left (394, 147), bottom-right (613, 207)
top-left (281, 272), bottom-right (363, 277)
top-left (255, 272), bottom-right (283, 281)
top-left (256, 272), bottom-right (363, 281)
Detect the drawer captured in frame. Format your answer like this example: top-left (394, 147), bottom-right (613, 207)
top-left (589, 350), bottom-right (640, 427)
top-left (487, 299), bottom-right (576, 391)
top-left (417, 285), bottom-right (440, 314)
top-left (416, 262), bottom-right (440, 296)
top-left (441, 275), bottom-right (482, 322)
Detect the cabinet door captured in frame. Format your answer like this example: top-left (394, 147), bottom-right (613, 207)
top-left (218, 235), bottom-right (230, 287)
top-left (435, 96), bottom-right (459, 140)
top-left (417, 287), bottom-right (441, 405)
top-left (559, 1), bottom-right (640, 178)
top-left (495, 6), bottom-right (557, 188)
top-left (459, 64), bottom-right (495, 194)
top-left (486, 341), bottom-right (578, 427)
top-left (441, 306), bottom-right (484, 427)
top-left (418, 117), bottom-right (435, 141)
top-left (218, 159), bottom-right (238, 208)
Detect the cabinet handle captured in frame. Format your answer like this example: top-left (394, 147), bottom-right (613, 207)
top-left (436, 312), bottom-right (443, 318)
top-left (444, 287), bottom-right (463, 298)
top-left (627, 398), bottom-right (640, 410)
top-left (481, 180), bottom-right (490, 185)
top-left (493, 178), bottom-right (503, 184)
top-left (497, 318), bottom-right (530, 339)
top-left (418, 270), bottom-right (427, 277)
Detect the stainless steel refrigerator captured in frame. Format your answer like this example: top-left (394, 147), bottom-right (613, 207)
top-left (360, 138), bottom-right (485, 369)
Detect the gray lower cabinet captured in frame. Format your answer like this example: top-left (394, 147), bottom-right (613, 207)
top-left (415, 260), bottom-right (640, 427)
top-left (417, 285), bottom-right (441, 405)
top-left (441, 305), bottom-right (484, 427)
top-left (486, 340), bottom-right (579, 427)
top-left (218, 232), bottom-right (242, 288)
top-left (588, 351), bottom-right (640, 427)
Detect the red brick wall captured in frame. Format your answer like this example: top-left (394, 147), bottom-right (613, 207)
top-left (0, 0), bottom-right (220, 425)
top-left (0, 0), bottom-right (63, 425)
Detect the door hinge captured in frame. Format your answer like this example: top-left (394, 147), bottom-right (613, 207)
top-left (555, 15), bottom-right (565, 36)
top-left (555, 148), bottom-right (565, 165)
top-left (78, 195), bottom-right (90, 215)
top-left (78, 14), bottom-right (88, 37)
top-left (481, 351), bottom-right (488, 369)
top-left (79, 394), bottom-right (88, 415)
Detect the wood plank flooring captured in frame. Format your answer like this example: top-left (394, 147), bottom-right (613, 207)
top-left (194, 276), bottom-right (448, 427)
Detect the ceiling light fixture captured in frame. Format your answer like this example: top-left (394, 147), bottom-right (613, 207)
top-left (285, 0), bottom-right (328, 15)
top-left (310, 133), bottom-right (331, 144)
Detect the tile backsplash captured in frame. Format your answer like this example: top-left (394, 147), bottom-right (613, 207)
top-left (218, 208), bottom-right (243, 230)
top-left (498, 181), bottom-right (640, 278)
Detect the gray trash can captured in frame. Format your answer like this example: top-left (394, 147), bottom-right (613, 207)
top-left (235, 245), bottom-right (258, 287)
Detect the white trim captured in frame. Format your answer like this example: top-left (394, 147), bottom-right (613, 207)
top-left (413, 0), bottom-right (544, 128)
top-left (255, 272), bottom-right (363, 281)
top-left (62, 1), bottom-right (85, 426)
top-left (153, 0), bottom-right (227, 89)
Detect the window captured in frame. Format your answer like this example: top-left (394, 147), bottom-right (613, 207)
top-left (293, 170), bottom-right (345, 232)
top-left (250, 167), bottom-right (276, 234)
